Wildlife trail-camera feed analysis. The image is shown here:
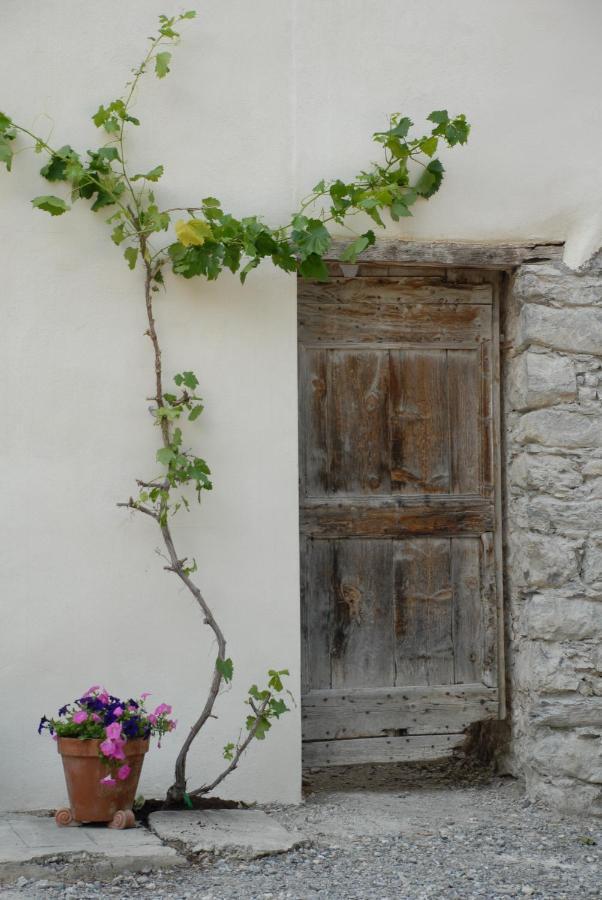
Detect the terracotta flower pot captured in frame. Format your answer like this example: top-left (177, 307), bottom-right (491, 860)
top-left (55, 737), bottom-right (149, 829)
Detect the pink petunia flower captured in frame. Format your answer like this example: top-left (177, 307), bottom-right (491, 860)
top-left (105, 722), bottom-right (122, 740)
top-left (72, 711), bottom-right (88, 724)
top-left (140, 692), bottom-right (151, 700)
top-left (100, 775), bottom-right (116, 786)
top-left (113, 706), bottom-right (123, 717)
top-left (153, 703), bottom-right (172, 716)
top-left (91, 713), bottom-right (101, 722)
top-left (148, 713), bottom-right (157, 725)
top-left (84, 685), bottom-right (100, 696)
top-left (117, 765), bottom-right (131, 781)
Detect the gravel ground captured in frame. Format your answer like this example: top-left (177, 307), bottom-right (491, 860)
top-left (4, 761), bottom-right (601, 900)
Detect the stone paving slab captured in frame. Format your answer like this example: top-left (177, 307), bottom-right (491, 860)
top-left (0, 815), bottom-right (184, 882)
top-left (149, 809), bottom-right (305, 858)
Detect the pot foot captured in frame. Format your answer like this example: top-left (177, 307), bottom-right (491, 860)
top-left (108, 809), bottom-right (136, 829)
top-left (55, 807), bottom-right (74, 827)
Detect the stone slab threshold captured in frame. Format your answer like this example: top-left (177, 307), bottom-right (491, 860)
top-left (148, 809), bottom-right (305, 858)
top-left (0, 810), bottom-right (304, 883)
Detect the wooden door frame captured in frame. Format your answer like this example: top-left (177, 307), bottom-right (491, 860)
top-left (298, 239), bottom-right (563, 738)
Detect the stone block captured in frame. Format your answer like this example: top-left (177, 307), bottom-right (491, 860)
top-left (510, 533), bottom-right (578, 589)
top-left (508, 453), bottom-right (581, 496)
top-left (518, 496), bottom-right (602, 536)
top-left (0, 814), bottom-right (183, 882)
top-left (531, 695), bottom-right (602, 728)
top-left (514, 263), bottom-right (602, 308)
top-left (583, 541), bottom-right (602, 584)
top-left (522, 594), bottom-right (602, 641)
top-left (148, 810), bottom-right (304, 858)
top-left (579, 386), bottom-right (599, 402)
top-left (508, 351), bottom-right (576, 410)
top-left (514, 641), bottom-right (582, 693)
top-left (525, 773), bottom-right (602, 816)
top-left (583, 459), bottom-right (602, 476)
top-left (514, 409), bottom-right (602, 449)
top-left (530, 731), bottom-right (602, 783)
top-left (516, 304), bottom-right (602, 356)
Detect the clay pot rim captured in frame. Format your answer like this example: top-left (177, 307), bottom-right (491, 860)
top-left (57, 736), bottom-right (150, 758)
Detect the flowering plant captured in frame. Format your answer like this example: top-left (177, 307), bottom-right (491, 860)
top-left (38, 686), bottom-right (176, 785)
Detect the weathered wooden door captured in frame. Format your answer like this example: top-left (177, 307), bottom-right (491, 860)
top-left (298, 266), bottom-right (503, 766)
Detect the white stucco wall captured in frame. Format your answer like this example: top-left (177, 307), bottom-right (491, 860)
top-left (1, 0), bottom-right (601, 810)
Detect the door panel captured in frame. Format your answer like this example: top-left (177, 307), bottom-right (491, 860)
top-left (389, 350), bottom-right (450, 494)
top-left (299, 270), bottom-right (503, 765)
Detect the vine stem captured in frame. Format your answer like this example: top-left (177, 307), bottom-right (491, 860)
top-left (189, 695), bottom-right (271, 798)
top-left (136, 250), bottom-right (228, 803)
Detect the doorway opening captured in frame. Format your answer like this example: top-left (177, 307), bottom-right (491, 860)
top-left (298, 259), bottom-right (505, 767)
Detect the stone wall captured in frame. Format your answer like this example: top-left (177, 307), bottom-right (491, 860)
top-left (504, 253), bottom-right (602, 815)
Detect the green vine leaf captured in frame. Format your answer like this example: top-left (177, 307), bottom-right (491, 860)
top-left (131, 165), bottom-right (164, 183)
top-left (155, 51), bottom-right (172, 79)
top-left (415, 159), bottom-right (445, 198)
top-left (0, 137), bottom-right (13, 171)
top-left (174, 371), bottom-right (199, 390)
top-left (299, 254), bottom-right (329, 282)
top-left (216, 657), bottom-right (234, 683)
top-left (427, 109), bottom-right (449, 125)
top-left (124, 247), bottom-right (138, 269)
top-left (339, 231), bottom-right (375, 263)
top-left (267, 669), bottom-right (289, 692)
top-left (39, 145), bottom-right (78, 182)
top-left (111, 223), bottom-right (127, 245)
top-left (246, 714), bottom-right (271, 740)
top-left (156, 447), bottom-right (175, 465)
top-left (31, 195), bottom-right (70, 216)
top-left (419, 136), bottom-right (438, 158)
top-left (188, 404), bottom-right (204, 421)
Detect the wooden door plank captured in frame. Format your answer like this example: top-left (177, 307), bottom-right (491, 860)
top-left (300, 496), bottom-right (494, 538)
top-left (302, 539), bottom-right (333, 691)
top-left (447, 350), bottom-right (480, 494)
top-left (491, 280), bottom-right (506, 716)
top-left (321, 239), bottom-right (563, 267)
top-left (299, 289), bottom-right (492, 345)
top-left (302, 683), bottom-right (498, 740)
top-left (451, 538), bottom-right (483, 684)
top-left (480, 532), bottom-right (499, 689)
top-left (390, 350), bottom-right (450, 494)
top-left (328, 350), bottom-right (391, 495)
top-left (298, 348), bottom-right (329, 496)
top-left (299, 279), bottom-right (493, 306)
top-left (303, 733), bottom-right (465, 767)
top-left (480, 339), bottom-right (494, 496)
top-left (330, 540), bottom-right (396, 689)
top-left (394, 539), bottom-right (454, 686)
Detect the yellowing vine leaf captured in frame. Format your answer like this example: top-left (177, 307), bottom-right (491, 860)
top-left (175, 218), bottom-right (213, 247)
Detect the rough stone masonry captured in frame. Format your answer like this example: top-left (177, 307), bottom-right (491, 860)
top-left (504, 251), bottom-right (602, 815)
